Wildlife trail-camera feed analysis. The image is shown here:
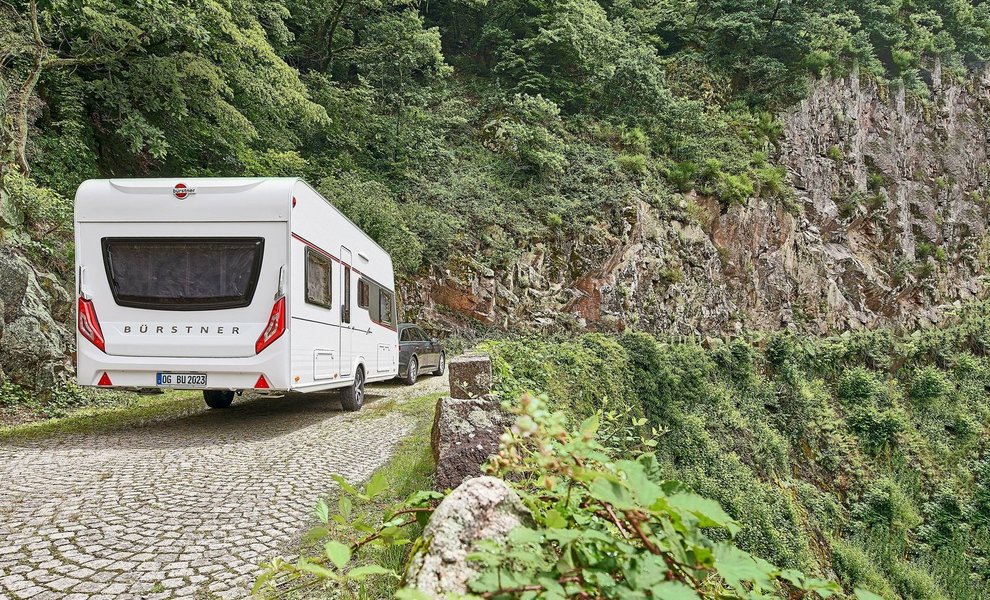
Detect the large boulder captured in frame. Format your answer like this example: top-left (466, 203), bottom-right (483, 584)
top-left (431, 394), bottom-right (513, 491)
top-left (0, 246), bottom-right (73, 390)
top-left (406, 476), bottom-right (529, 597)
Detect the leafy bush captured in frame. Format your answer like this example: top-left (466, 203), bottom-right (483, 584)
top-left (617, 153), bottom-right (647, 175)
top-left (482, 334), bottom-right (639, 422)
top-left (316, 175), bottom-right (424, 274)
top-left (488, 317), bottom-right (990, 598)
top-left (257, 394), bottom-right (852, 599)
top-left (485, 94), bottom-right (568, 177)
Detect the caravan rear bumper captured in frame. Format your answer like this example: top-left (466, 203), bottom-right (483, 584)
top-left (76, 336), bottom-right (289, 390)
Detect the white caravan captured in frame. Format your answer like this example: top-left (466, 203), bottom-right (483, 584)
top-left (74, 178), bottom-right (399, 410)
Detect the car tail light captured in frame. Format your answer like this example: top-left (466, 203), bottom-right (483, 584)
top-left (255, 297), bottom-right (286, 354)
top-left (78, 297), bottom-right (105, 352)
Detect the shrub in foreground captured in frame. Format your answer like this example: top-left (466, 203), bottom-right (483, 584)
top-left (256, 394), bottom-right (884, 599)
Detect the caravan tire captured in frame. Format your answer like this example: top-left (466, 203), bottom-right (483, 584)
top-left (404, 357), bottom-right (418, 386)
top-left (432, 352), bottom-right (446, 376)
top-left (204, 390), bottom-right (235, 409)
top-left (340, 367), bottom-right (365, 412)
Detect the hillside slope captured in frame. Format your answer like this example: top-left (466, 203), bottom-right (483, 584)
top-left (408, 70), bottom-right (990, 335)
top-left (483, 305), bottom-right (990, 599)
top-left (3, 1), bottom-right (990, 389)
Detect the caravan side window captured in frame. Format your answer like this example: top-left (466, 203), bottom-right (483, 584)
top-left (358, 279), bottom-right (370, 309)
top-left (305, 248), bottom-right (332, 308)
top-left (379, 290), bottom-right (394, 325)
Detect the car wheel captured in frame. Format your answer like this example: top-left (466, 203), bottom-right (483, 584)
top-left (432, 352), bottom-right (446, 376)
top-left (203, 390), bottom-right (234, 409)
top-left (341, 367), bottom-right (364, 411)
top-left (404, 357), bottom-right (418, 386)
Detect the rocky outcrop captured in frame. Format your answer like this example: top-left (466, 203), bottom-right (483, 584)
top-left (404, 68), bottom-right (990, 336)
top-left (0, 245), bottom-right (73, 390)
top-left (406, 476), bottom-right (529, 598)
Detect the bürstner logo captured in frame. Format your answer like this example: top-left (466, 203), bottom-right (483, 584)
top-left (172, 183), bottom-right (196, 199)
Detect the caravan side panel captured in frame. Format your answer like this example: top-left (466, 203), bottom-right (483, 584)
top-left (287, 183), bottom-right (398, 391)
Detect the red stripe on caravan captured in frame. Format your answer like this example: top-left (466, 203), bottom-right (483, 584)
top-left (290, 233), bottom-right (398, 333)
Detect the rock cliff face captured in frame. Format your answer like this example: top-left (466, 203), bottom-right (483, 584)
top-left (405, 68), bottom-right (990, 336)
top-left (0, 245), bottom-right (73, 389)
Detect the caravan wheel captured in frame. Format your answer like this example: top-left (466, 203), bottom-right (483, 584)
top-left (204, 390), bottom-right (235, 409)
top-left (340, 367), bottom-right (364, 412)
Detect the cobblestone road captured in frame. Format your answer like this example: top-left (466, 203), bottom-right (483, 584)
top-left (0, 376), bottom-right (447, 600)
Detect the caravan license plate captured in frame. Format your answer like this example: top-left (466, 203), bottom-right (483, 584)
top-left (156, 372), bottom-right (208, 388)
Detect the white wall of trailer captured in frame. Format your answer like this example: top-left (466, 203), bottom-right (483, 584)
top-left (287, 181), bottom-right (398, 390)
top-left (74, 177), bottom-right (398, 393)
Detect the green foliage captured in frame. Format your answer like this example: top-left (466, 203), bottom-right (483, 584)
top-left (485, 94), bottom-right (568, 177)
top-left (0, 379), bottom-right (127, 419)
top-left (486, 313), bottom-right (990, 598)
top-left (8, 0), bottom-right (989, 283)
top-left (481, 334), bottom-right (640, 422)
top-left (316, 175), bottom-right (424, 274)
top-left (257, 393), bottom-right (848, 599)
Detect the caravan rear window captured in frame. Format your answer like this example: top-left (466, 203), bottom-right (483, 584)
top-left (102, 237), bottom-right (265, 310)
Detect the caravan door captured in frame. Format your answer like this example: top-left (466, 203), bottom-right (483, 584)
top-left (339, 246), bottom-right (353, 380)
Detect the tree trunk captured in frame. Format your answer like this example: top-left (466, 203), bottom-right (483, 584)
top-left (7, 0), bottom-right (48, 175)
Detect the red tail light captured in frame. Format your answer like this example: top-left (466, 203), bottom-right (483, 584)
top-left (254, 375), bottom-right (270, 389)
top-left (78, 298), bottom-right (106, 352)
top-left (255, 297), bottom-right (286, 354)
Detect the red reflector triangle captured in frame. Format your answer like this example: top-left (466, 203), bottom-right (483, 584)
top-left (254, 375), bottom-right (269, 389)
top-left (97, 372), bottom-right (112, 387)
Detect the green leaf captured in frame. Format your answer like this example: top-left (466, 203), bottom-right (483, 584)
top-left (580, 413), bottom-right (600, 438)
top-left (616, 459), bottom-right (662, 506)
top-left (545, 508), bottom-right (567, 528)
top-left (713, 543), bottom-right (775, 592)
top-left (589, 476), bottom-right (636, 510)
top-left (366, 471), bottom-right (388, 498)
top-left (314, 499), bottom-right (330, 524)
top-left (324, 541), bottom-right (352, 570)
top-left (302, 525), bottom-right (330, 544)
top-left (339, 495), bottom-right (352, 521)
top-left (297, 559), bottom-right (337, 580)
top-left (855, 590), bottom-right (886, 600)
top-left (667, 493), bottom-right (739, 535)
top-left (406, 489), bottom-right (445, 506)
top-left (331, 474), bottom-right (361, 497)
top-left (508, 527), bottom-right (543, 544)
top-left (346, 564), bottom-right (395, 581)
top-left (650, 581), bottom-right (700, 599)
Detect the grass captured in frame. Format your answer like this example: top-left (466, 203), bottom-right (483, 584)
top-left (0, 389), bottom-right (203, 441)
top-left (271, 390), bottom-right (444, 599)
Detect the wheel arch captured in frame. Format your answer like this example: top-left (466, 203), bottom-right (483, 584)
top-left (351, 355), bottom-right (366, 378)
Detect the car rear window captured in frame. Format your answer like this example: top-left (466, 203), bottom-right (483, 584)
top-left (102, 237), bottom-right (265, 310)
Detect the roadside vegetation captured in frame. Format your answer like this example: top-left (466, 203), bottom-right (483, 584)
top-left (259, 391), bottom-right (871, 599)
top-left (482, 305), bottom-right (990, 599)
top-left (264, 391), bottom-right (443, 599)
top-left (261, 303), bottom-right (989, 599)
top-left (0, 385), bottom-right (203, 435)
